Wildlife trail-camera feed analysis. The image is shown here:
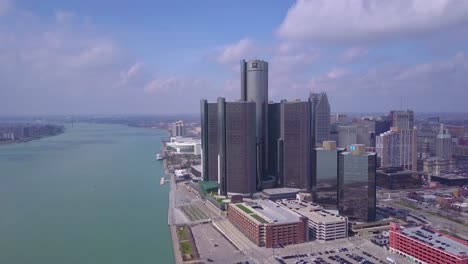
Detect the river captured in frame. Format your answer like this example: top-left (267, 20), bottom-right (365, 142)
top-left (0, 123), bottom-right (174, 264)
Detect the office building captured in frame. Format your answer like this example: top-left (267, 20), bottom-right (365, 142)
top-left (171, 120), bottom-right (185, 137)
top-left (315, 93), bottom-right (331, 146)
top-left (267, 102), bottom-right (281, 178)
top-left (309, 93), bottom-right (320, 148)
top-left (227, 200), bottom-right (308, 248)
top-left (376, 127), bottom-right (417, 170)
top-left (279, 100), bottom-right (311, 190)
top-left (430, 174), bottom-right (468, 186)
top-left (337, 125), bottom-right (357, 149)
top-left (276, 199), bottom-right (348, 241)
top-left (389, 223), bottom-right (468, 264)
top-left (313, 141), bottom-right (344, 209)
top-left (166, 137), bottom-right (201, 155)
top-left (423, 157), bottom-right (455, 176)
top-left (446, 125), bottom-right (465, 139)
top-left (376, 168), bottom-right (422, 190)
top-left (338, 144), bottom-right (377, 222)
top-left (417, 122), bottom-right (439, 155)
top-left (390, 110), bottom-right (414, 129)
top-left (436, 124), bottom-right (453, 160)
top-left (375, 117), bottom-right (392, 136)
top-left (218, 99), bottom-right (257, 195)
top-left (200, 100), bottom-right (219, 182)
top-left (241, 59), bottom-right (269, 187)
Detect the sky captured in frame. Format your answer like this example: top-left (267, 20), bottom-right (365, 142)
top-left (1, 0), bottom-right (468, 115)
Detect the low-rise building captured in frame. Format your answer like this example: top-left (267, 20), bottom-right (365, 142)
top-left (389, 223), bottom-right (468, 264)
top-left (275, 199), bottom-right (348, 241)
top-left (227, 200), bottom-right (308, 248)
top-left (260, 187), bottom-right (300, 200)
top-left (166, 136), bottom-right (201, 155)
top-left (431, 174), bottom-right (468, 186)
top-left (424, 157), bottom-right (455, 176)
top-left (376, 167), bottom-right (422, 190)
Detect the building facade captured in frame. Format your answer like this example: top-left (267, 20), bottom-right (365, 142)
top-left (315, 93), bottom-right (331, 146)
top-left (338, 125), bottom-right (357, 149)
top-left (279, 100), bottom-right (311, 190)
top-left (241, 59), bottom-right (269, 187)
top-left (376, 127), bottom-right (417, 170)
top-left (389, 223), bottom-right (468, 264)
top-left (313, 141), bottom-right (344, 209)
top-left (338, 144), bottom-right (377, 222)
top-left (227, 200), bottom-right (308, 248)
top-left (171, 120), bottom-right (185, 137)
top-left (200, 100), bottom-right (219, 182)
top-left (390, 110), bottom-right (414, 130)
top-left (436, 124), bottom-right (453, 160)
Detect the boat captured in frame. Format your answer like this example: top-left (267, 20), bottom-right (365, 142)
top-left (156, 153), bottom-right (164, 160)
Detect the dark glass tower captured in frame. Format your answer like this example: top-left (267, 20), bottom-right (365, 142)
top-left (315, 93), bottom-right (331, 146)
top-left (241, 59), bottom-right (268, 190)
top-left (200, 99), bottom-right (219, 182)
top-left (313, 141), bottom-right (344, 209)
top-left (217, 97), bottom-right (257, 195)
top-left (279, 100), bottom-right (311, 190)
top-left (338, 144), bottom-right (377, 222)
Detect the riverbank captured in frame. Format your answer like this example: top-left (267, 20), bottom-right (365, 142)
top-left (0, 132), bottom-right (64, 146)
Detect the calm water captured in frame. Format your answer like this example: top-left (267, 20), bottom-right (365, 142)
top-left (0, 124), bottom-right (174, 264)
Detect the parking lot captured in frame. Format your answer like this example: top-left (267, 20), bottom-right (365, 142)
top-left (267, 238), bottom-right (410, 264)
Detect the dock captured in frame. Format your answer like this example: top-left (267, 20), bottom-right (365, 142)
top-left (160, 176), bottom-right (170, 185)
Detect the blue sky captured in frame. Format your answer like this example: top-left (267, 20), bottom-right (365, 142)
top-left (1, 0), bottom-right (468, 115)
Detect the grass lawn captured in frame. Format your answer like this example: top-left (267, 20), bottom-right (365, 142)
top-left (180, 241), bottom-right (192, 255)
top-left (250, 214), bottom-right (268, 223)
top-left (236, 204), bottom-right (253, 214)
top-left (177, 226), bottom-right (189, 241)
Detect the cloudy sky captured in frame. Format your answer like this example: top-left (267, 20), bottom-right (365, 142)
top-left (1, 0), bottom-right (468, 115)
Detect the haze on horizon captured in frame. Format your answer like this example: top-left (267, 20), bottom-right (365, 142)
top-left (1, 0), bottom-right (468, 116)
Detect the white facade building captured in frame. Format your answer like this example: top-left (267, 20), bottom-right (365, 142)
top-left (166, 137), bottom-right (201, 155)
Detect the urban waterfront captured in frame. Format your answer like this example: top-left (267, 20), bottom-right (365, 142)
top-left (0, 124), bottom-right (174, 264)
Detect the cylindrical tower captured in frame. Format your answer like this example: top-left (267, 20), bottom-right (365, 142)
top-left (244, 60), bottom-right (268, 188)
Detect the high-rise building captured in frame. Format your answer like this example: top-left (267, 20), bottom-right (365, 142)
top-left (376, 127), bottom-right (417, 170)
top-left (337, 126), bottom-right (357, 149)
top-left (267, 102), bottom-right (281, 178)
top-left (171, 120), bottom-right (185, 137)
top-left (338, 144), bottom-right (377, 222)
top-left (200, 100), bottom-right (219, 182)
top-left (313, 141), bottom-right (344, 209)
top-left (436, 124), bottom-right (453, 160)
top-left (375, 117), bottom-right (392, 136)
top-left (241, 59), bottom-right (269, 188)
top-left (390, 110), bottom-right (414, 129)
top-left (309, 93), bottom-right (320, 148)
top-left (315, 93), bottom-right (331, 146)
top-left (217, 98), bottom-right (257, 195)
top-left (417, 122), bottom-right (439, 156)
top-left (279, 100), bottom-right (311, 190)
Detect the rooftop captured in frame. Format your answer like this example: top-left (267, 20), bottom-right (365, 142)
top-left (234, 199), bottom-right (302, 225)
top-left (432, 174), bottom-right (468, 180)
top-left (275, 199), bottom-right (347, 224)
top-left (401, 226), bottom-right (468, 256)
top-left (261, 187), bottom-right (300, 195)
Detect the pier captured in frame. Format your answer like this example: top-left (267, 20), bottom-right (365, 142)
top-left (160, 176), bottom-right (170, 185)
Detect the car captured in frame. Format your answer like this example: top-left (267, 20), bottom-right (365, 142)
top-left (214, 244), bottom-right (218, 247)
top-left (207, 259), bottom-right (214, 262)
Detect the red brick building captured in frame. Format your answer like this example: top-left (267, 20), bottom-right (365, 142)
top-left (227, 200), bottom-right (308, 248)
top-left (389, 223), bottom-right (468, 264)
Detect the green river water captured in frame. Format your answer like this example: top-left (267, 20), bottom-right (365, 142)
top-left (0, 124), bottom-right (174, 264)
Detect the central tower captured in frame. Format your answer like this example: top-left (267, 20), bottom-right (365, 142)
top-left (241, 59), bottom-right (268, 189)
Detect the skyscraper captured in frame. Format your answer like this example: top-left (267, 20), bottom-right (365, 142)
top-left (217, 98), bottom-right (257, 194)
top-left (309, 93), bottom-right (320, 147)
top-left (337, 125), bottom-right (357, 149)
top-left (376, 127), bottom-right (417, 170)
top-left (315, 93), bottom-right (331, 146)
top-left (313, 141), bottom-right (344, 209)
top-left (279, 100), bottom-right (311, 190)
top-left (436, 124), bottom-right (453, 160)
top-left (338, 144), bottom-right (377, 222)
top-left (390, 110), bottom-right (414, 130)
top-left (241, 59), bottom-right (269, 188)
top-left (267, 102), bottom-right (281, 178)
top-left (171, 120), bottom-right (185, 137)
top-left (200, 100), bottom-right (219, 182)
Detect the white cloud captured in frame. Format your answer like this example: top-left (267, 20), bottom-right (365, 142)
top-left (116, 62), bottom-right (143, 87)
top-left (340, 46), bottom-right (369, 63)
top-left (144, 76), bottom-right (209, 94)
top-left (216, 38), bottom-right (256, 65)
top-left (277, 0), bottom-right (468, 42)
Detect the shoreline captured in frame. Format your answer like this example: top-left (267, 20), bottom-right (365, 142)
top-left (0, 132), bottom-right (65, 147)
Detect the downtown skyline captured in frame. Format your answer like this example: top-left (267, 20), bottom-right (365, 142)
top-left (1, 0), bottom-right (468, 115)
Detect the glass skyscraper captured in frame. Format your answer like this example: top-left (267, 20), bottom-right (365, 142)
top-left (338, 144), bottom-right (377, 222)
